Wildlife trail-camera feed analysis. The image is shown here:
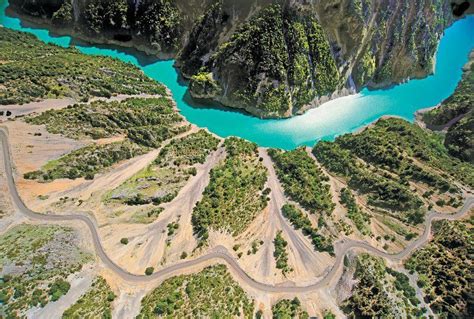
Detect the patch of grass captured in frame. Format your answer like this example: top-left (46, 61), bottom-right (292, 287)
top-left (192, 137), bottom-right (268, 241)
top-left (129, 207), bottom-right (164, 224)
top-left (62, 277), bottom-right (115, 319)
top-left (106, 130), bottom-right (219, 213)
top-left (137, 265), bottom-right (254, 318)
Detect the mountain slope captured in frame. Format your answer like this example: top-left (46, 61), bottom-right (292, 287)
top-left (8, 0), bottom-right (461, 117)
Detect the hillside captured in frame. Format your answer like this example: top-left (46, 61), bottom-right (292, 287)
top-left (8, 0), bottom-right (464, 117)
top-left (422, 50), bottom-right (474, 163)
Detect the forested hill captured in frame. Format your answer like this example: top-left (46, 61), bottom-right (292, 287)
top-left (9, 0), bottom-right (469, 118)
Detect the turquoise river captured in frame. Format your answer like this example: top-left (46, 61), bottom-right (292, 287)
top-left (1, 0), bottom-right (473, 149)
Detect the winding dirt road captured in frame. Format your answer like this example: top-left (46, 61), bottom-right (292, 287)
top-left (1, 128), bottom-right (472, 292)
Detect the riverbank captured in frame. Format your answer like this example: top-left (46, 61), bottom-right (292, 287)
top-left (1, 1), bottom-right (473, 149)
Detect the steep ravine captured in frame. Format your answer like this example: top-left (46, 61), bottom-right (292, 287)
top-left (8, 0), bottom-right (470, 118)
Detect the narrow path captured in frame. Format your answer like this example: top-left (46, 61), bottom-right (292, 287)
top-left (1, 128), bottom-right (472, 293)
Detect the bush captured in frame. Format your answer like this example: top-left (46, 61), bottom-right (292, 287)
top-left (145, 267), bottom-right (154, 276)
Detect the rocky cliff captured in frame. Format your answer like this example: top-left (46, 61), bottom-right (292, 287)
top-left (9, 0), bottom-right (467, 117)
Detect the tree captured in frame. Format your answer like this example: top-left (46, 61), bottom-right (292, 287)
top-left (145, 267), bottom-right (154, 276)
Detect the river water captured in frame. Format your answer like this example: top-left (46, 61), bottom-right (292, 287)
top-left (1, 1), bottom-right (473, 149)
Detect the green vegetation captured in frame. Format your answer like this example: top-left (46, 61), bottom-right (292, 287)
top-left (0, 28), bottom-right (165, 105)
top-left (342, 254), bottom-right (421, 318)
top-left (354, 50), bottom-right (376, 88)
top-left (268, 147), bottom-right (334, 214)
top-left (0, 224), bottom-right (91, 318)
top-left (24, 140), bottom-right (146, 181)
top-left (49, 279), bottom-right (71, 301)
top-left (137, 265), bottom-right (254, 318)
top-left (314, 118), bottom-right (472, 223)
top-left (192, 137), bottom-right (268, 241)
top-left (106, 130), bottom-right (218, 209)
top-left (339, 188), bottom-right (372, 236)
top-left (130, 207), bottom-right (164, 224)
top-left (273, 231), bottom-right (291, 275)
top-left (249, 240), bottom-right (264, 255)
top-left (145, 267), bottom-right (154, 276)
top-left (24, 97), bottom-right (194, 182)
top-left (323, 310), bottom-right (336, 319)
top-left (423, 57), bottom-right (473, 127)
top-left (62, 277), bottom-right (115, 319)
top-left (26, 97), bottom-right (187, 145)
top-left (120, 238), bottom-right (129, 245)
top-left (189, 72), bottom-right (221, 99)
top-left (107, 162), bottom-right (187, 207)
top-left (423, 54), bottom-right (473, 163)
top-left (445, 113), bottom-right (474, 163)
top-left (167, 221), bottom-right (179, 237)
top-left (206, 4), bottom-right (339, 116)
top-left (156, 130), bottom-right (220, 167)
top-left (15, 0), bottom-right (184, 53)
top-left (386, 268), bottom-right (419, 307)
top-left (177, 1), bottom-right (227, 77)
top-left (281, 204), bottom-right (333, 254)
top-left (272, 298), bottom-right (308, 319)
top-left (405, 220), bottom-right (473, 318)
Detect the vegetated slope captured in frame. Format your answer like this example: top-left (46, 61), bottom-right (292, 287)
top-left (137, 265), bottom-right (254, 318)
top-left (25, 97), bottom-right (185, 143)
top-left (62, 277), bottom-right (115, 319)
top-left (423, 51), bottom-right (474, 163)
top-left (268, 147), bottom-right (334, 214)
top-left (24, 97), bottom-right (190, 181)
top-left (0, 27), bottom-right (164, 105)
top-left (342, 254), bottom-right (422, 318)
top-left (405, 220), bottom-right (473, 318)
top-left (192, 137), bottom-right (269, 241)
top-left (0, 224), bottom-right (91, 318)
top-left (187, 3), bottom-right (340, 118)
top-left (9, 0), bottom-right (458, 117)
top-left (313, 118), bottom-right (471, 224)
top-left (281, 204), bottom-right (333, 254)
top-left (105, 130), bottom-right (219, 213)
